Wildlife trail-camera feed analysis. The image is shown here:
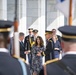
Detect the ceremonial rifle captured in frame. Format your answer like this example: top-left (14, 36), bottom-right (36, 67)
top-left (13, 0), bottom-right (20, 57)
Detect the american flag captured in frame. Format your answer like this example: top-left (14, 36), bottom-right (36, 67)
top-left (56, 0), bottom-right (76, 18)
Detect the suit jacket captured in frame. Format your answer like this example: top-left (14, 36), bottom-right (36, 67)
top-left (24, 35), bottom-right (34, 51)
top-left (0, 52), bottom-right (31, 75)
top-left (19, 41), bottom-right (26, 60)
top-left (9, 37), bottom-right (14, 55)
top-left (46, 54), bottom-right (76, 75)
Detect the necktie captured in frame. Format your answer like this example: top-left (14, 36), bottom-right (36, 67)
top-left (21, 41), bottom-right (24, 47)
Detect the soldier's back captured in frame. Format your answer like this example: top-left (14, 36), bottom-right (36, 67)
top-left (0, 52), bottom-right (30, 75)
top-left (45, 55), bottom-right (76, 75)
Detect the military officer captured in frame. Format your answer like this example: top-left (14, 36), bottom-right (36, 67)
top-left (24, 28), bottom-right (34, 52)
top-left (24, 28), bottom-right (34, 66)
top-left (33, 29), bottom-right (38, 41)
top-left (44, 25), bottom-right (76, 75)
top-left (44, 30), bottom-right (54, 62)
top-left (0, 20), bottom-right (31, 75)
top-left (39, 30), bottom-right (53, 75)
top-left (45, 30), bottom-right (52, 45)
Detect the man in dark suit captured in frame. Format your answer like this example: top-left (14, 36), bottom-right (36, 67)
top-left (44, 26), bottom-right (76, 75)
top-left (19, 32), bottom-right (26, 60)
top-left (0, 20), bottom-right (31, 75)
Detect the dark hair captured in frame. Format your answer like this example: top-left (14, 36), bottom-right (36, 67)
top-left (19, 32), bottom-right (24, 37)
top-left (0, 32), bottom-right (9, 48)
top-left (52, 29), bottom-right (56, 30)
top-left (52, 29), bottom-right (56, 31)
top-left (35, 36), bottom-right (44, 47)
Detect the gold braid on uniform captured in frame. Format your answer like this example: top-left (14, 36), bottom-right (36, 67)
top-left (13, 55), bottom-right (26, 63)
top-left (29, 38), bottom-right (35, 47)
top-left (0, 28), bottom-right (11, 32)
top-left (45, 58), bottom-right (59, 65)
top-left (31, 41), bottom-right (35, 47)
top-left (43, 59), bottom-right (59, 75)
top-left (62, 34), bottom-right (76, 39)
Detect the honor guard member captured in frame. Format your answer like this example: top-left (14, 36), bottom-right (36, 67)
top-left (44, 26), bottom-right (76, 75)
top-left (0, 20), bottom-right (31, 75)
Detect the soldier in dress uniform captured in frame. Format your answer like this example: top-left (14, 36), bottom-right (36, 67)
top-left (44, 30), bottom-right (53, 62)
top-left (24, 28), bottom-right (34, 53)
top-left (33, 29), bottom-right (38, 41)
top-left (39, 30), bottom-right (53, 75)
top-left (0, 20), bottom-right (31, 75)
top-left (44, 25), bottom-right (76, 75)
top-left (24, 28), bottom-right (34, 66)
top-left (45, 30), bottom-right (52, 45)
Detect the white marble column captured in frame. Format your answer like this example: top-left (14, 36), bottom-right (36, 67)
top-left (18, 0), bottom-right (29, 63)
top-left (38, 0), bottom-right (46, 45)
top-left (57, 11), bottom-right (64, 35)
top-left (19, 0), bottom-right (27, 35)
top-left (0, 0), bottom-right (7, 20)
top-left (38, 0), bottom-right (46, 64)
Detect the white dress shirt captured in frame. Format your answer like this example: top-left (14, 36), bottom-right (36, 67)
top-left (0, 48), bottom-right (9, 53)
top-left (62, 51), bottom-right (76, 57)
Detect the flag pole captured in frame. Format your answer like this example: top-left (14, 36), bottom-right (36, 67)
top-left (69, 0), bottom-right (72, 26)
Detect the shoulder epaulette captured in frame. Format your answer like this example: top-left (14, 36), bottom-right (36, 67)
top-left (13, 55), bottom-right (26, 63)
top-left (45, 58), bottom-right (59, 65)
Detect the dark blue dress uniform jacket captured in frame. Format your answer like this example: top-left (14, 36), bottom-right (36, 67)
top-left (46, 54), bottom-right (76, 75)
top-left (0, 52), bottom-right (31, 75)
top-left (24, 35), bottom-right (34, 50)
top-left (44, 41), bottom-right (54, 62)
